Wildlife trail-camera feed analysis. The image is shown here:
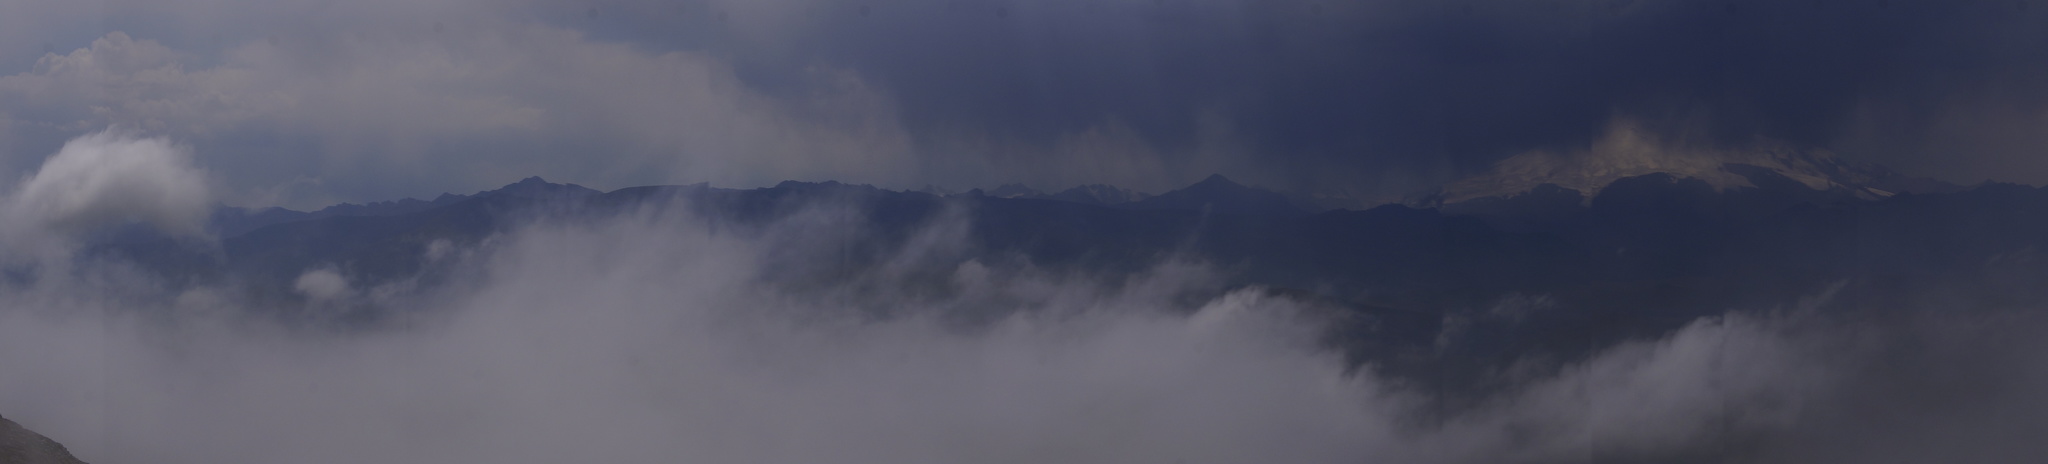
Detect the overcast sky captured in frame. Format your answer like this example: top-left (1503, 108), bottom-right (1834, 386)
top-left (4, 0), bottom-right (2046, 208)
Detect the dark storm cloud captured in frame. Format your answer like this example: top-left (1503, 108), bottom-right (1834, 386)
top-left (3, 0), bottom-right (2043, 206)
top-left (650, 0), bottom-right (2048, 190)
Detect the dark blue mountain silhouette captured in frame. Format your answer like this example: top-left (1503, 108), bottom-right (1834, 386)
top-left (83, 170), bottom-right (2048, 395)
top-left (208, 177), bottom-right (600, 238)
top-left (1042, 184), bottom-right (1150, 206)
top-left (1121, 174), bottom-right (1307, 216)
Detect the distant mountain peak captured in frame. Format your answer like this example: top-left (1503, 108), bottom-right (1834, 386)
top-left (1126, 174), bottom-right (1306, 215)
top-left (483, 176), bottom-right (600, 200)
top-left (1436, 123), bottom-right (1957, 204)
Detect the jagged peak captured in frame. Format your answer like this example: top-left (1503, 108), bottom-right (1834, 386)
top-left (479, 176), bottom-right (600, 200)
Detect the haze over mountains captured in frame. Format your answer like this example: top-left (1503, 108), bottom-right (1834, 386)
top-left (13, 131), bottom-right (2047, 462)
top-left (97, 150), bottom-right (2030, 379)
top-left (4, 131), bottom-right (2046, 464)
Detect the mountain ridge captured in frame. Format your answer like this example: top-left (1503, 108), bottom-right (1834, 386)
top-left (210, 177), bottom-right (603, 237)
top-left (75, 167), bottom-right (2048, 397)
top-left (212, 142), bottom-right (1965, 226)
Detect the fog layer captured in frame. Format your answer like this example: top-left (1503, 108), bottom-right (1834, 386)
top-left (2, 135), bottom-right (2047, 463)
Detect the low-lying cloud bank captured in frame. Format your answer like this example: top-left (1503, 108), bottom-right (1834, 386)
top-left (1, 137), bottom-right (2047, 464)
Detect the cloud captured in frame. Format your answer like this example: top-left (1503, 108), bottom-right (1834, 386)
top-left (1, 130), bottom-right (210, 248)
top-left (639, 0), bottom-right (2048, 189)
top-left (7, 0), bottom-right (2047, 203)
top-left (1839, 83), bottom-right (2048, 184)
top-left (0, 192), bottom-right (2043, 463)
top-left (1, 25), bottom-right (917, 208)
top-left (4, 2), bottom-right (2048, 462)
top-left (1440, 118), bottom-right (1878, 202)
top-left (0, 205), bottom-right (1394, 463)
top-left (292, 268), bottom-right (351, 301)
top-left (1438, 314), bottom-right (1828, 462)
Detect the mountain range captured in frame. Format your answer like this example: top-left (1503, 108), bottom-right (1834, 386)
top-left (85, 154), bottom-right (2037, 376)
top-left (17, 150), bottom-right (2048, 461)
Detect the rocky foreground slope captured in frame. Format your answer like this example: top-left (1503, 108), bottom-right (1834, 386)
top-left (0, 415), bottom-right (84, 464)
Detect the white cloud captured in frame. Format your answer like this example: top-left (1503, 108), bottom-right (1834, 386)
top-left (1, 130), bottom-right (210, 245)
top-left (292, 268), bottom-right (351, 301)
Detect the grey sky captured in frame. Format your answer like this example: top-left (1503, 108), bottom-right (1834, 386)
top-left (4, 0), bottom-right (2046, 208)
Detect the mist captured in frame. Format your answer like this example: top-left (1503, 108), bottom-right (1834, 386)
top-left (2, 135), bottom-right (2047, 463)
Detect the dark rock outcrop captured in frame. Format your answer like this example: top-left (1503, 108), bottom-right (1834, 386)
top-left (0, 415), bottom-right (86, 464)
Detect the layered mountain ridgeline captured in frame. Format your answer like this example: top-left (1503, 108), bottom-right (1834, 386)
top-left (89, 166), bottom-right (2048, 389)
top-left (0, 415), bottom-right (86, 464)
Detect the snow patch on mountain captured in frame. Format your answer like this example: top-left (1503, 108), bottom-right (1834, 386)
top-left (1439, 122), bottom-right (1930, 204)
